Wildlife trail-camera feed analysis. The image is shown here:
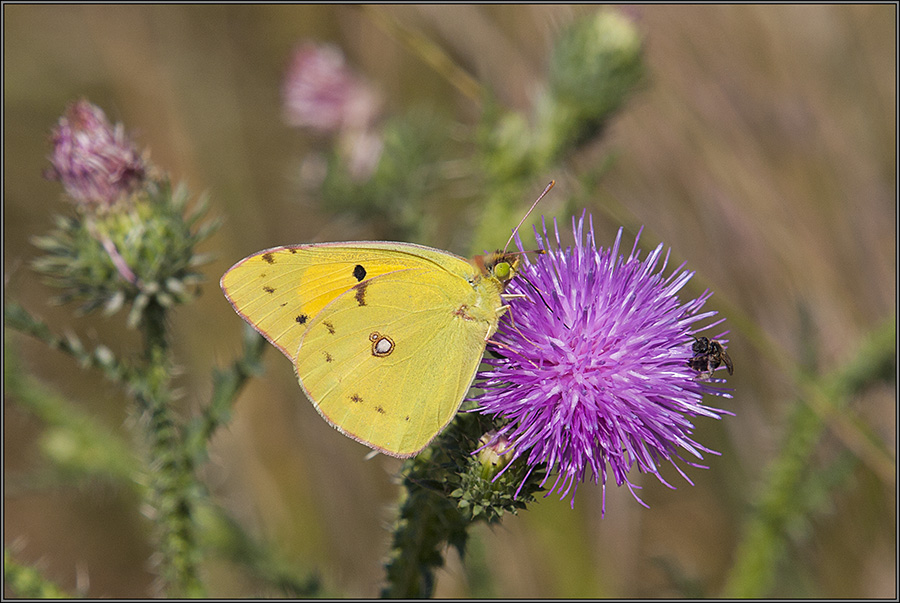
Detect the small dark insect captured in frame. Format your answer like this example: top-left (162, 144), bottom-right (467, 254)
top-left (688, 336), bottom-right (734, 378)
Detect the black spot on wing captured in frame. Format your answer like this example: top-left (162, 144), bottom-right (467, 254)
top-left (263, 286), bottom-right (275, 294)
top-left (323, 321), bottom-right (335, 335)
top-left (296, 314), bottom-right (308, 324)
top-left (353, 281), bottom-right (368, 306)
top-left (323, 351), bottom-right (333, 363)
top-left (262, 252), bottom-right (275, 264)
top-left (350, 393), bottom-right (363, 403)
top-left (375, 405), bottom-right (386, 415)
top-left (353, 264), bottom-right (366, 281)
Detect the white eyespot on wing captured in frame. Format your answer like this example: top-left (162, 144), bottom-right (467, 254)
top-left (370, 332), bottom-right (395, 357)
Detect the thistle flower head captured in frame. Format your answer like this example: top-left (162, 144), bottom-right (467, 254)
top-left (474, 213), bottom-right (732, 510)
top-left (45, 99), bottom-right (148, 210)
top-left (37, 100), bottom-right (218, 326)
top-left (282, 42), bottom-right (381, 133)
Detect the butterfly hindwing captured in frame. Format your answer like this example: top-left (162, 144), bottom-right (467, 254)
top-left (295, 268), bottom-right (494, 457)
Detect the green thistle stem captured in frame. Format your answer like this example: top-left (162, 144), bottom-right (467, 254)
top-left (136, 301), bottom-right (204, 598)
top-left (3, 302), bottom-right (129, 383)
top-left (381, 413), bottom-right (540, 597)
top-left (381, 458), bottom-right (466, 598)
top-left (185, 326), bottom-right (266, 461)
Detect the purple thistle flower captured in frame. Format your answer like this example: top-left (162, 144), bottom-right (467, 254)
top-left (282, 43), bottom-right (380, 133)
top-left (283, 42), bottom-right (384, 182)
top-left (45, 99), bottom-right (147, 209)
top-left (473, 213), bottom-right (732, 511)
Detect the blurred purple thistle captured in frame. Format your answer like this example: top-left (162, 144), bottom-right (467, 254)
top-left (474, 213), bottom-right (733, 511)
top-left (282, 42), bottom-right (380, 133)
top-left (45, 99), bottom-right (147, 209)
top-left (283, 43), bottom-right (384, 182)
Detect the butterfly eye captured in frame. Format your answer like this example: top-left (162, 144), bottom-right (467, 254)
top-left (493, 261), bottom-right (511, 281)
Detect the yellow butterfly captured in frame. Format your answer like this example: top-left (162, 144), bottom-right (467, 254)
top-left (220, 184), bottom-right (553, 458)
top-left (220, 240), bottom-right (522, 457)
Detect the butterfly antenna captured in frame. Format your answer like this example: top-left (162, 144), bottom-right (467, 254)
top-left (504, 180), bottom-right (556, 253)
top-left (522, 272), bottom-right (572, 330)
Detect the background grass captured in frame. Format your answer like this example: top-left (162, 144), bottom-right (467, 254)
top-left (4, 5), bottom-right (895, 598)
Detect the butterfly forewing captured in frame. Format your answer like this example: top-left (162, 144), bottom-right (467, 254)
top-left (220, 242), bottom-right (472, 362)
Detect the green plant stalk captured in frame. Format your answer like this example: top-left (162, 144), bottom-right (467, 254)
top-left (381, 417), bottom-right (486, 598)
top-left (380, 411), bottom-right (540, 597)
top-left (6, 299), bottom-right (275, 597)
top-left (4, 302), bottom-right (130, 384)
top-left (721, 317), bottom-right (895, 597)
top-left (135, 301), bottom-right (204, 598)
top-left (185, 325), bottom-right (266, 462)
top-left (3, 333), bottom-right (139, 484)
top-left (381, 456), bottom-right (468, 598)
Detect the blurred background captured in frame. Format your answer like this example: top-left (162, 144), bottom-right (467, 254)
top-left (4, 4), bottom-right (895, 598)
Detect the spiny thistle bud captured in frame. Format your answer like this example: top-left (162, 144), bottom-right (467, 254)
top-left (35, 100), bottom-right (218, 326)
top-left (475, 431), bottom-right (515, 480)
top-left (433, 416), bottom-right (544, 523)
top-left (540, 9), bottom-right (644, 154)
